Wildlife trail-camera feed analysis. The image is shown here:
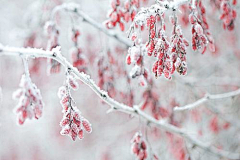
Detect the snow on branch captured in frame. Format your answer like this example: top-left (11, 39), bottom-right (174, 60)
top-left (0, 44), bottom-right (239, 159)
top-left (174, 88), bottom-right (240, 112)
top-left (50, 3), bottom-right (132, 47)
top-left (155, 0), bottom-right (190, 10)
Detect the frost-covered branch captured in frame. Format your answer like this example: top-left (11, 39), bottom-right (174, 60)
top-left (156, 0), bottom-right (190, 10)
top-left (51, 3), bottom-right (131, 47)
top-left (174, 88), bottom-right (240, 112)
top-left (0, 44), bottom-right (239, 159)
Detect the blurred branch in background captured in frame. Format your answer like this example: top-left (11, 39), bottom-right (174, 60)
top-left (174, 88), bottom-right (240, 112)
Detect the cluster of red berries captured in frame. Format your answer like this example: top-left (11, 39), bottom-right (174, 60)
top-left (145, 15), bottom-right (178, 79)
top-left (70, 29), bottom-right (87, 73)
top-left (45, 22), bottom-right (61, 74)
top-left (169, 17), bottom-right (189, 76)
top-left (97, 54), bottom-right (116, 98)
top-left (142, 87), bottom-right (169, 120)
top-left (179, 5), bottom-right (189, 27)
top-left (105, 0), bottom-right (141, 31)
top-left (126, 44), bottom-right (150, 87)
top-left (58, 76), bottom-right (92, 141)
top-left (189, 0), bottom-right (215, 54)
top-left (131, 132), bottom-right (147, 160)
top-left (13, 75), bottom-right (44, 125)
top-left (129, 11), bottom-right (189, 80)
top-left (220, 0), bottom-right (237, 31)
top-left (167, 133), bottom-right (187, 160)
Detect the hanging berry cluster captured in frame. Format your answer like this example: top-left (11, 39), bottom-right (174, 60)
top-left (167, 133), bottom-right (187, 160)
top-left (189, 0), bottom-right (215, 54)
top-left (105, 0), bottom-right (142, 31)
top-left (13, 74), bottom-right (44, 125)
top-left (70, 29), bottom-right (87, 73)
top-left (129, 6), bottom-right (189, 80)
top-left (149, 19), bottom-right (176, 79)
top-left (220, 0), bottom-right (237, 31)
top-left (169, 16), bottom-right (189, 76)
top-left (131, 132), bottom-right (148, 160)
top-left (179, 5), bottom-right (189, 27)
top-left (45, 22), bottom-right (61, 74)
top-left (58, 74), bottom-right (92, 141)
top-left (126, 44), bottom-right (150, 85)
top-left (97, 53), bottom-right (116, 98)
top-left (142, 87), bottom-right (169, 120)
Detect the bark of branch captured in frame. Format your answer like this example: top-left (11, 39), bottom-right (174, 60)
top-left (0, 44), bottom-right (239, 160)
top-left (174, 88), bottom-right (240, 112)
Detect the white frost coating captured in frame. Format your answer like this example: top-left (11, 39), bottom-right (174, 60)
top-left (129, 46), bottom-right (141, 64)
top-left (132, 4), bottom-right (165, 28)
top-left (130, 65), bottom-right (142, 78)
top-left (0, 44), bottom-right (240, 160)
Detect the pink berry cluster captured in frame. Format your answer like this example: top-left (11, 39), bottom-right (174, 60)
top-left (151, 32), bottom-right (175, 79)
top-left (189, 0), bottom-right (215, 54)
top-left (146, 15), bottom-right (164, 56)
top-left (179, 5), bottom-right (189, 27)
top-left (141, 81), bottom-right (169, 120)
top-left (97, 54), bottom-right (116, 98)
top-left (45, 22), bottom-right (61, 74)
top-left (105, 0), bottom-right (141, 31)
top-left (129, 10), bottom-right (189, 80)
top-left (167, 133), bottom-right (187, 160)
top-left (126, 45), bottom-right (145, 78)
top-left (149, 15), bottom-right (188, 79)
top-left (126, 44), bottom-right (150, 86)
top-left (141, 90), bottom-right (160, 120)
top-left (169, 17), bottom-right (189, 76)
top-left (13, 75), bottom-right (44, 125)
top-left (70, 29), bottom-right (87, 73)
top-left (220, 0), bottom-right (237, 31)
top-left (58, 76), bottom-right (92, 141)
top-left (131, 132), bottom-right (147, 160)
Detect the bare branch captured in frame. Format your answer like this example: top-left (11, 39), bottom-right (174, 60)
top-left (174, 88), bottom-right (240, 112)
top-left (0, 44), bottom-right (239, 160)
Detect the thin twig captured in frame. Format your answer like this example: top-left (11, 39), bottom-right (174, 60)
top-left (174, 89), bottom-right (240, 112)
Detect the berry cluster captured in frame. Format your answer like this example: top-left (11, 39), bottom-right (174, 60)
top-left (209, 116), bottom-right (219, 134)
top-left (105, 0), bottom-right (142, 31)
top-left (189, 0), bottom-right (215, 54)
top-left (167, 133), bottom-right (187, 160)
top-left (149, 15), bottom-right (188, 79)
top-left (220, 0), bottom-right (237, 31)
top-left (13, 75), bottom-right (44, 125)
top-left (141, 80), bottom-right (169, 120)
top-left (131, 132), bottom-right (147, 160)
top-left (70, 29), bottom-right (87, 73)
top-left (129, 7), bottom-right (189, 80)
top-left (179, 5), bottom-right (189, 27)
top-left (97, 54), bottom-right (116, 98)
top-left (58, 75), bottom-right (92, 141)
top-left (126, 44), bottom-right (149, 86)
top-left (169, 17), bottom-right (189, 76)
top-left (45, 22), bottom-right (61, 74)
